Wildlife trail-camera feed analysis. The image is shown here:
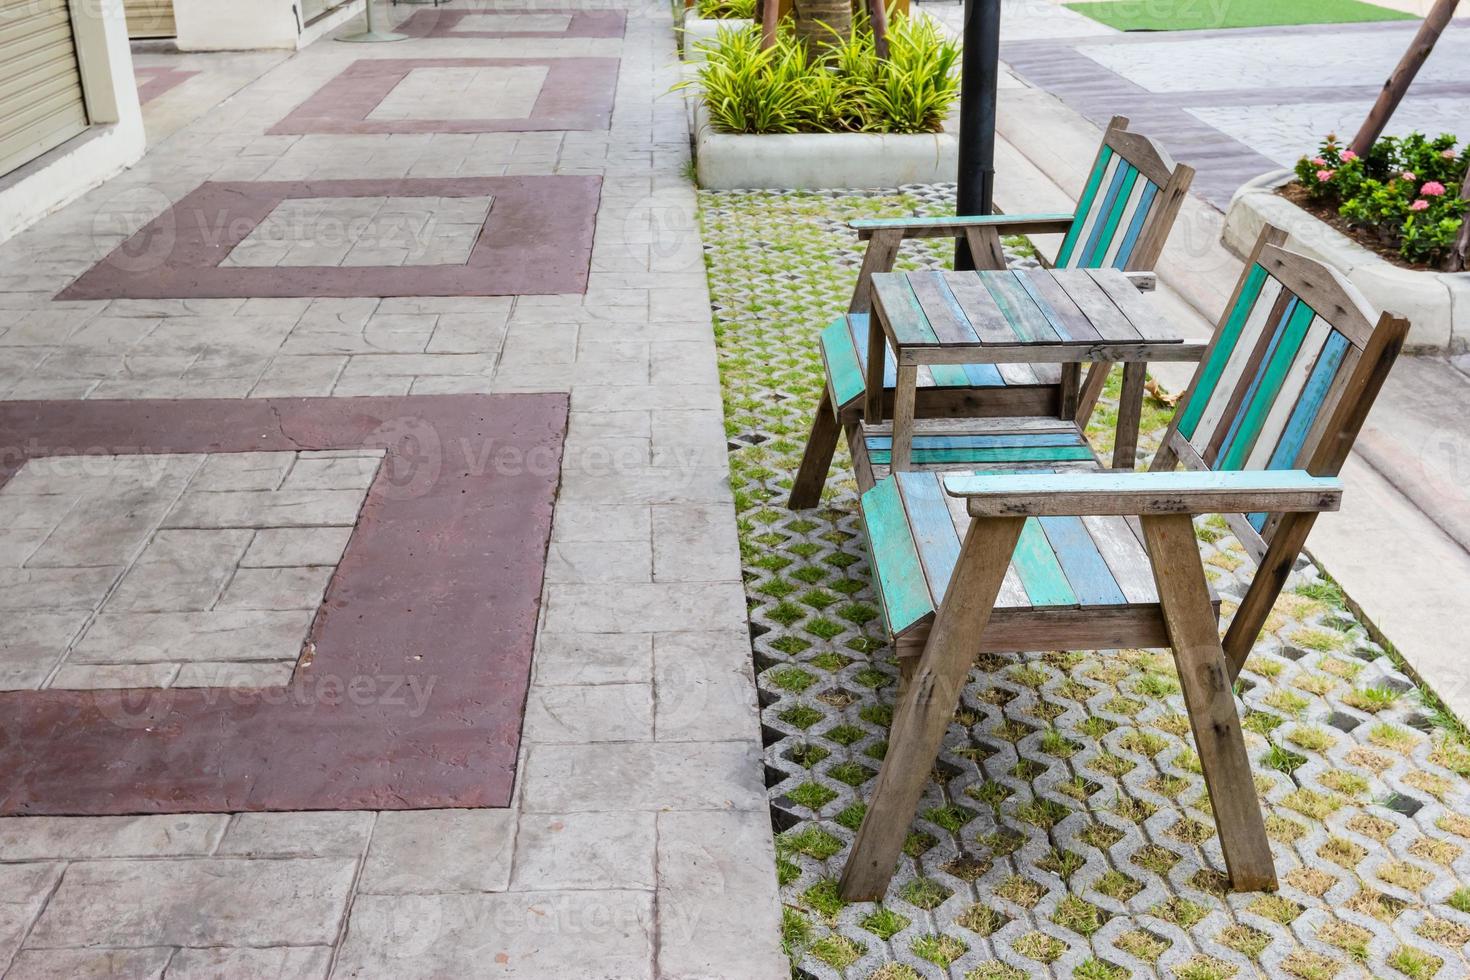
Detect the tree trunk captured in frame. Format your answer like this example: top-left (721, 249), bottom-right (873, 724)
top-left (791, 0), bottom-right (851, 52)
top-left (1349, 0), bottom-right (1460, 156)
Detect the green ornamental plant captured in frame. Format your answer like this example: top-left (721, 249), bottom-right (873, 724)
top-left (695, 0), bottom-right (757, 20)
top-left (688, 16), bottom-right (960, 136)
top-left (1295, 132), bottom-right (1468, 265)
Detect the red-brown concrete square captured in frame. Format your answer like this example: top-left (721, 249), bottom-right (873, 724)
top-left (395, 8), bottom-right (626, 38)
top-left (268, 58), bottom-right (619, 136)
top-left (0, 394), bottom-right (567, 815)
top-left (57, 176), bottom-right (600, 301)
top-left (135, 67), bottom-right (200, 105)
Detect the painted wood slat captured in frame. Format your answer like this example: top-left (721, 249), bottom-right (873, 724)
top-left (1177, 265), bottom-right (1272, 439)
top-left (1039, 515), bottom-right (1127, 605)
top-left (1052, 270), bottom-right (1141, 342)
top-left (861, 477), bottom-right (936, 634)
top-left (1078, 163), bottom-right (1137, 269)
top-left (865, 433), bottom-right (1087, 450)
top-left (1185, 274), bottom-right (1283, 454)
top-left (1099, 174), bottom-right (1149, 269)
top-left (1056, 147), bottom-right (1116, 267)
top-left (1086, 268), bottom-right (1180, 344)
top-left (909, 271), bottom-right (980, 345)
top-left (1244, 315), bottom-right (1331, 471)
top-left (896, 472), bottom-right (963, 602)
top-left (1266, 329), bottom-right (1350, 473)
top-left (906, 271), bottom-right (983, 386)
top-left (1210, 293), bottom-right (1299, 465)
top-left (822, 317), bottom-right (868, 410)
top-left (940, 271), bottom-right (1016, 343)
top-left (845, 313), bottom-right (1004, 391)
top-left (872, 274), bottom-right (936, 346)
top-left (942, 468), bottom-right (1340, 496)
top-left (866, 446), bottom-right (1098, 465)
top-left (1019, 269), bottom-right (1103, 343)
top-left (1012, 518), bottom-right (1079, 607)
top-left (1112, 180), bottom-right (1159, 270)
top-left (940, 271), bottom-right (1040, 386)
top-left (1219, 299), bottom-right (1318, 470)
top-left (983, 271), bottom-right (1062, 344)
top-left (1081, 515), bottom-right (1157, 604)
top-left (940, 487), bottom-right (1032, 608)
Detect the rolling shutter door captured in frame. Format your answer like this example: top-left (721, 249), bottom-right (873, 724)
top-left (0, 0), bottom-right (89, 179)
top-left (124, 0), bottom-right (176, 39)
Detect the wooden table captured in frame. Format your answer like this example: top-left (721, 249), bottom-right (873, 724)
top-left (865, 267), bottom-right (1207, 471)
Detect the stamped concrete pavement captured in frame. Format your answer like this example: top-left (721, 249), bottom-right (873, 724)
top-left (0, 2), bottom-right (784, 976)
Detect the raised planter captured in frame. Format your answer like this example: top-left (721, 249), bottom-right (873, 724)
top-left (1225, 169), bottom-right (1470, 352)
top-left (681, 17), bottom-right (748, 61)
top-left (691, 104), bottom-right (957, 190)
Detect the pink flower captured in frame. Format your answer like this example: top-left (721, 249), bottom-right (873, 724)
top-left (1341, 150), bottom-right (1359, 161)
top-left (1311, 156), bottom-right (1328, 167)
top-left (1421, 181), bottom-right (1447, 196)
top-left (1316, 169), bottom-right (1335, 182)
top-left (1402, 171), bottom-right (1417, 181)
top-left (1411, 199), bottom-right (1430, 211)
top-left (1444, 149), bottom-right (1458, 159)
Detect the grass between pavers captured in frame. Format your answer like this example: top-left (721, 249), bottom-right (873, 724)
top-left (1064, 0), bottom-right (1414, 31)
top-left (697, 185), bottom-right (1470, 980)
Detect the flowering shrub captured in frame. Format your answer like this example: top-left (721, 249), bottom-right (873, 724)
top-left (1295, 132), bottom-right (1467, 265)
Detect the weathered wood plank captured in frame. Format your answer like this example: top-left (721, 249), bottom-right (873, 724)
top-left (1039, 515), bottom-right (1127, 605)
top-left (946, 469), bottom-right (1343, 517)
top-left (839, 516), bottom-right (1025, 901)
top-left (861, 477), bottom-right (936, 635)
top-left (1012, 518), bottom-right (1078, 607)
top-left (1141, 512), bottom-right (1278, 892)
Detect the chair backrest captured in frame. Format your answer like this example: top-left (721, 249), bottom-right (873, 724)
top-left (1154, 224), bottom-right (1408, 562)
top-left (1053, 116), bottom-right (1195, 273)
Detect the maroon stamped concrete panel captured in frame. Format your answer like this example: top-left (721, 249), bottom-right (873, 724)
top-left (57, 176), bottom-right (601, 300)
top-left (395, 7), bottom-right (627, 38)
top-left (268, 58), bottom-right (620, 135)
top-left (134, 67), bottom-right (201, 105)
top-left (0, 394), bottom-right (567, 815)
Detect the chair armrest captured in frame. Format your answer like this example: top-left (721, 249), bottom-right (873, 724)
top-left (941, 470), bottom-right (1343, 518)
top-left (849, 213), bottom-right (1075, 241)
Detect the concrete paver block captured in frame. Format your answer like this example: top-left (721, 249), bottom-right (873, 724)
top-left (358, 810), bottom-right (515, 894)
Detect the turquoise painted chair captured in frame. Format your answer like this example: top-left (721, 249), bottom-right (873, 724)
top-left (836, 224), bottom-right (1409, 900)
top-left (788, 116), bottom-right (1196, 508)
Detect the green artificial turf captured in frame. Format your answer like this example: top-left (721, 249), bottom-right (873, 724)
top-left (1065, 0), bottom-right (1414, 31)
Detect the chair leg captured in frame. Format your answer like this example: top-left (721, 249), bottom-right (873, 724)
top-left (788, 390), bottom-right (841, 510)
top-left (1112, 362), bottom-right (1147, 470)
top-left (1140, 514), bottom-right (1278, 892)
top-left (839, 517), bottom-right (1024, 901)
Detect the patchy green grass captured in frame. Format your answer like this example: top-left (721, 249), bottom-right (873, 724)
top-left (1067, 0), bottom-right (1412, 33)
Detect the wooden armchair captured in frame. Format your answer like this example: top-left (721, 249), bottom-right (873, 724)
top-left (837, 225), bottom-right (1409, 900)
top-left (788, 116), bottom-right (1196, 508)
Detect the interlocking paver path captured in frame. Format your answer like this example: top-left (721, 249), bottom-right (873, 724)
top-left (984, 13), bottom-right (1470, 209)
top-left (700, 187), bottom-right (1470, 979)
top-left (0, 2), bottom-right (784, 976)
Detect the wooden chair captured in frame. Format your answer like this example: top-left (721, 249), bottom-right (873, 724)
top-left (836, 225), bottom-right (1409, 901)
top-left (787, 116), bottom-right (1196, 508)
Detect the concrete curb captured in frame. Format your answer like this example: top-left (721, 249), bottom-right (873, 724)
top-left (691, 103), bottom-right (958, 190)
top-left (1224, 169), bottom-right (1469, 352)
top-left (680, 16), bottom-right (748, 61)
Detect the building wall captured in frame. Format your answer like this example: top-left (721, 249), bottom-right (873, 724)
top-left (0, 0), bottom-right (145, 243)
top-left (175, 0), bottom-right (365, 51)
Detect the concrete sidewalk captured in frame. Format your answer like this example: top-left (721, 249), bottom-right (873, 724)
top-left (0, 2), bottom-right (784, 977)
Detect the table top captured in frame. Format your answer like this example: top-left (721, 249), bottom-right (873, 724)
top-left (869, 267), bottom-right (1200, 362)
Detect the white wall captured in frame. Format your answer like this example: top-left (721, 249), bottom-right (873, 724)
top-left (174, 0), bottom-right (365, 50)
top-left (0, 0), bottom-right (145, 243)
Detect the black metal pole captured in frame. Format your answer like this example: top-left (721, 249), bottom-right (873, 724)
top-left (954, 0), bottom-right (1001, 270)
